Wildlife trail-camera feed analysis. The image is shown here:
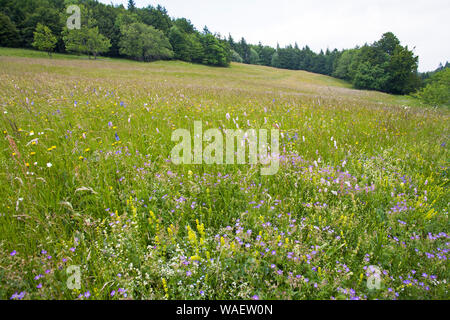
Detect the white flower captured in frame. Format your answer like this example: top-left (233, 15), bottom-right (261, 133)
top-left (47, 163), bottom-right (52, 168)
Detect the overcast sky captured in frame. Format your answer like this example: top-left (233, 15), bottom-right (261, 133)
top-left (98, 0), bottom-right (449, 72)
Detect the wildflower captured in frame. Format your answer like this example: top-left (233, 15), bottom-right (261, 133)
top-left (10, 250), bottom-right (17, 256)
top-left (10, 292), bottom-right (26, 300)
top-left (47, 162), bottom-right (52, 168)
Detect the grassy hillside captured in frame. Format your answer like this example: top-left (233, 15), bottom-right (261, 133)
top-left (0, 48), bottom-right (448, 300)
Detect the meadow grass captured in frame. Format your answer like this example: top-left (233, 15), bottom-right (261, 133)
top-left (0, 48), bottom-right (448, 300)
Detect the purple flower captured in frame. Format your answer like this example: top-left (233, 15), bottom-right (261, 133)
top-left (10, 291), bottom-right (26, 300)
top-left (10, 250), bottom-right (17, 256)
top-left (252, 295), bottom-right (259, 300)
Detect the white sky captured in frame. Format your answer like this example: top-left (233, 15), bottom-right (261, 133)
top-left (99, 0), bottom-right (450, 72)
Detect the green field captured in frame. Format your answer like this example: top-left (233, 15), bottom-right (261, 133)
top-left (0, 48), bottom-right (448, 300)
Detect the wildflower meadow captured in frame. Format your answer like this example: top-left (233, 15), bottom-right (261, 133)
top-left (0, 48), bottom-right (448, 300)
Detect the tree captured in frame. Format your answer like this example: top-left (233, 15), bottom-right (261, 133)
top-left (128, 0), bottom-right (136, 11)
top-left (271, 52), bottom-right (280, 68)
top-left (63, 26), bottom-right (111, 59)
top-left (249, 48), bottom-right (260, 65)
top-left (231, 50), bottom-right (243, 63)
top-left (236, 37), bottom-right (250, 64)
top-left (200, 34), bottom-right (230, 67)
top-left (139, 5), bottom-right (172, 34)
top-left (187, 33), bottom-right (204, 63)
top-left (63, 28), bottom-right (87, 56)
top-left (259, 45), bottom-right (276, 66)
top-left (333, 49), bottom-right (357, 80)
top-left (173, 18), bottom-right (195, 34)
top-left (169, 26), bottom-right (192, 61)
top-left (119, 22), bottom-right (173, 62)
top-left (375, 32), bottom-right (400, 56)
top-left (414, 67), bottom-right (450, 106)
top-left (0, 12), bottom-right (19, 47)
top-left (386, 45), bottom-right (420, 94)
top-left (32, 23), bottom-right (57, 56)
top-left (353, 61), bottom-right (389, 91)
top-left (86, 27), bottom-right (111, 59)
top-left (21, 4), bottom-right (62, 49)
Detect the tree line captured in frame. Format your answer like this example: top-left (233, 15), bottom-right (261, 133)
top-left (229, 32), bottom-right (428, 95)
top-left (0, 0), bottom-right (448, 100)
top-left (0, 0), bottom-right (231, 66)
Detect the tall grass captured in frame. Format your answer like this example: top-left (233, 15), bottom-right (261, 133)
top-left (0, 49), bottom-right (448, 300)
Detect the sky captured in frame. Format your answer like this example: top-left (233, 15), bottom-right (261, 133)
top-left (98, 0), bottom-right (450, 72)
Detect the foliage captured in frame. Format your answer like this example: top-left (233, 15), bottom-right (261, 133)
top-left (119, 22), bottom-right (173, 62)
top-left (85, 27), bottom-right (111, 59)
top-left (333, 33), bottom-right (421, 94)
top-left (200, 34), bottom-right (231, 67)
top-left (0, 12), bottom-right (19, 47)
top-left (231, 50), bottom-right (243, 63)
top-left (0, 0), bottom-right (230, 67)
top-left (32, 23), bottom-right (57, 56)
top-left (414, 67), bottom-right (450, 106)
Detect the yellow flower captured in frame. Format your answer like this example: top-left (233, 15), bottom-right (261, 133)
top-left (84, 148), bottom-right (90, 152)
top-left (79, 156), bottom-right (84, 160)
top-left (30, 152), bottom-right (36, 156)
